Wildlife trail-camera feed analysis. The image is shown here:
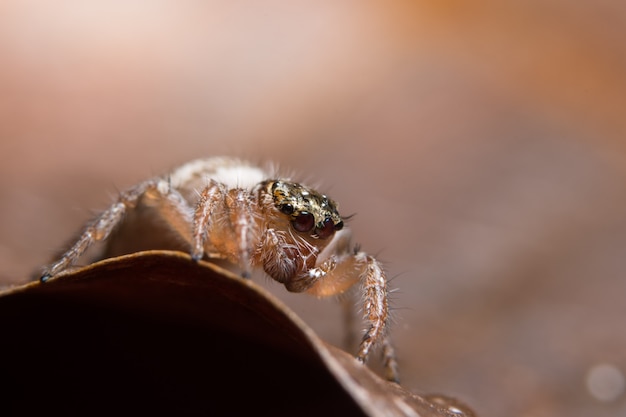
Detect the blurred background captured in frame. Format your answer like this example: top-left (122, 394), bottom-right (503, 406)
top-left (1, 1), bottom-right (625, 416)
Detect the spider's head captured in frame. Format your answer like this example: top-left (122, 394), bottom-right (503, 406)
top-left (269, 180), bottom-right (343, 239)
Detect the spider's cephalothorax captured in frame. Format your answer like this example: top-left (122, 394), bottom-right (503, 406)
top-left (250, 179), bottom-right (347, 291)
top-left (270, 180), bottom-right (344, 239)
top-left (39, 157), bottom-right (399, 382)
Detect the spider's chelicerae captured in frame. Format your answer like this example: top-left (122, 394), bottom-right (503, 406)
top-left (40, 157), bottom-right (399, 382)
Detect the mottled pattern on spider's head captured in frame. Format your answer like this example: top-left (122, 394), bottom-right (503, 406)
top-left (269, 180), bottom-right (344, 239)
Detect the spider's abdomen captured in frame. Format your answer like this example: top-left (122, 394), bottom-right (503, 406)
top-left (170, 157), bottom-right (269, 202)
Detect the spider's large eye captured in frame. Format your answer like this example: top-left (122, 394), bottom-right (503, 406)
top-left (279, 203), bottom-right (294, 215)
top-left (292, 212), bottom-right (314, 233)
top-left (316, 218), bottom-right (336, 239)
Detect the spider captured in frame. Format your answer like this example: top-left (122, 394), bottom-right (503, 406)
top-left (39, 157), bottom-right (399, 382)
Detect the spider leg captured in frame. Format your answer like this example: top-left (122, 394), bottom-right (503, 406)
top-left (191, 180), bottom-right (225, 261)
top-left (225, 188), bottom-right (257, 277)
top-left (381, 333), bottom-right (400, 383)
top-left (339, 290), bottom-right (358, 353)
top-left (304, 249), bottom-right (399, 382)
top-left (41, 178), bottom-right (193, 282)
top-left (355, 253), bottom-right (399, 383)
top-left (318, 270), bottom-right (394, 378)
top-left (192, 184), bottom-right (258, 277)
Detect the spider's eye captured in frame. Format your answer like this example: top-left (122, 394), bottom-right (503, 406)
top-left (316, 217), bottom-right (336, 239)
top-left (292, 212), bottom-right (315, 233)
top-left (280, 204), bottom-right (294, 215)
top-left (335, 220), bottom-right (343, 231)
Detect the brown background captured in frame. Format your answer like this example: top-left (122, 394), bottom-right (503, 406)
top-left (1, 2), bottom-right (625, 416)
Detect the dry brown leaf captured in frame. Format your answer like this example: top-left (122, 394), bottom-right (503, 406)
top-left (0, 251), bottom-right (475, 416)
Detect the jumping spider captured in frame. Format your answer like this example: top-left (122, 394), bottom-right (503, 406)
top-left (40, 157), bottom-right (399, 382)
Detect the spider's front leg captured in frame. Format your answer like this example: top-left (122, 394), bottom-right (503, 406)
top-left (354, 252), bottom-right (399, 383)
top-left (40, 178), bottom-right (194, 282)
top-left (305, 249), bottom-right (400, 383)
top-left (261, 229), bottom-right (400, 382)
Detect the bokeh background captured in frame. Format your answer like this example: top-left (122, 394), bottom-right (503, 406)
top-left (1, 2), bottom-right (625, 416)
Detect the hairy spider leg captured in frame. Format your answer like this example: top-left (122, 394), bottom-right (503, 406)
top-left (339, 290), bottom-right (358, 355)
top-left (225, 188), bottom-right (258, 277)
top-left (356, 254), bottom-right (399, 382)
top-left (308, 250), bottom-right (399, 383)
top-left (302, 239), bottom-right (399, 382)
top-left (191, 180), bottom-right (225, 262)
top-left (40, 179), bottom-right (194, 282)
top-left (357, 256), bottom-right (389, 351)
top-left (381, 334), bottom-right (400, 383)
top-left (192, 183), bottom-right (259, 278)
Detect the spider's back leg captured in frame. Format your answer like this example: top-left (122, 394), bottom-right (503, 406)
top-left (40, 179), bottom-right (193, 282)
